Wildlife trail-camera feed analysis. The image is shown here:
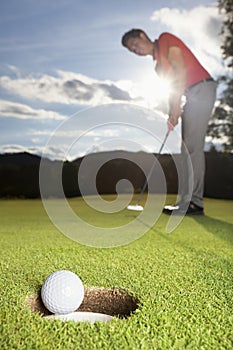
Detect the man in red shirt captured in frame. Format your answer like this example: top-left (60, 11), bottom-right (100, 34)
top-left (121, 29), bottom-right (217, 215)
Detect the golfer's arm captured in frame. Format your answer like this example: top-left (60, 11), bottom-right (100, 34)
top-left (168, 46), bottom-right (186, 117)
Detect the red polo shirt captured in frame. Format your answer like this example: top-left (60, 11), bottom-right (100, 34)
top-left (153, 32), bottom-right (211, 89)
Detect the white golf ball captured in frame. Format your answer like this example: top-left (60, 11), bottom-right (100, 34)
top-left (41, 270), bottom-right (84, 314)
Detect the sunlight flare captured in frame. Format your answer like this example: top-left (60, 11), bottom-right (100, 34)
top-left (130, 69), bottom-right (172, 109)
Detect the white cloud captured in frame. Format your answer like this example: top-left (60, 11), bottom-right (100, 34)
top-left (30, 127), bottom-right (121, 139)
top-left (0, 70), bottom-right (134, 106)
top-left (0, 144), bottom-right (68, 160)
top-left (0, 99), bottom-right (66, 120)
top-left (0, 68), bottom-right (171, 111)
top-left (150, 6), bottom-right (224, 77)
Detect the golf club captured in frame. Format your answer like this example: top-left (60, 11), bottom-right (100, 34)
top-left (127, 130), bottom-right (170, 211)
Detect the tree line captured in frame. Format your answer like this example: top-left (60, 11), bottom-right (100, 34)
top-left (0, 151), bottom-right (232, 199)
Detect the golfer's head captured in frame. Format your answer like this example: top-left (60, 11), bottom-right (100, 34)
top-left (121, 29), bottom-right (153, 56)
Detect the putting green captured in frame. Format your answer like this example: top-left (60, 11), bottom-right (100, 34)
top-left (0, 196), bottom-right (232, 350)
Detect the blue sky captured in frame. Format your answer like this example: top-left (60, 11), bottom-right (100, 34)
top-left (0, 0), bottom-right (225, 159)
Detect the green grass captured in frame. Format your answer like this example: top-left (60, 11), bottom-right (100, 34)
top-left (0, 196), bottom-right (233, 350)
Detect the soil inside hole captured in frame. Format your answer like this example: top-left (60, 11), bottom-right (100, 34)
top-left (26, 287), bottom-right (139, 318)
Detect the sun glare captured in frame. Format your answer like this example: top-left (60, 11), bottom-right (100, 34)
top-left (132, 70), bottom-right (172, 109)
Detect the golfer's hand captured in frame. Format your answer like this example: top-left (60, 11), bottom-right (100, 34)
top-left (167, 115), bottom-right (179, 132)
top-left (167, 104), bottom-right (182, 131)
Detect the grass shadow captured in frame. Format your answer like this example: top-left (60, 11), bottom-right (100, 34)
top-left (193, 215), bottom-right (233, 245)
top-left (133, 213), bottom-right (233, 247)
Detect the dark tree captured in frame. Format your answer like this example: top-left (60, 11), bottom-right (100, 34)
top-left (207, 0), bottom-right (233, 152)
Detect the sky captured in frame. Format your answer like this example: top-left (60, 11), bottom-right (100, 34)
top-left (0, 0), bottom-right (226, 160)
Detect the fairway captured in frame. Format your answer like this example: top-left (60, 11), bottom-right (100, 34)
top-left (0, 196), bottom-right (233, 350)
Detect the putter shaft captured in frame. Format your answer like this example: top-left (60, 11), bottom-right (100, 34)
top-left (135, 130), bottom-right (170, 206)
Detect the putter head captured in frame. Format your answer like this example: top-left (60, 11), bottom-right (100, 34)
top-left (127, 205), bottom-right (144, 211)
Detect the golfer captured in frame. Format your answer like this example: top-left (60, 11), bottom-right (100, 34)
top-left (121, 29), bottom-right (217, 215)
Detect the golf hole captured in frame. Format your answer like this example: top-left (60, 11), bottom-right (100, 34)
top-left (26, 287), bottom-right (139, 322)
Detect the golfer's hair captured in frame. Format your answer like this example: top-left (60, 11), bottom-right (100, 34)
top-left (121, 29), bottom-right (150, 47)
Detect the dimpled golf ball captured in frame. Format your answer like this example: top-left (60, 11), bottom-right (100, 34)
top-left (41, 270), bottom-right (84, 314)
